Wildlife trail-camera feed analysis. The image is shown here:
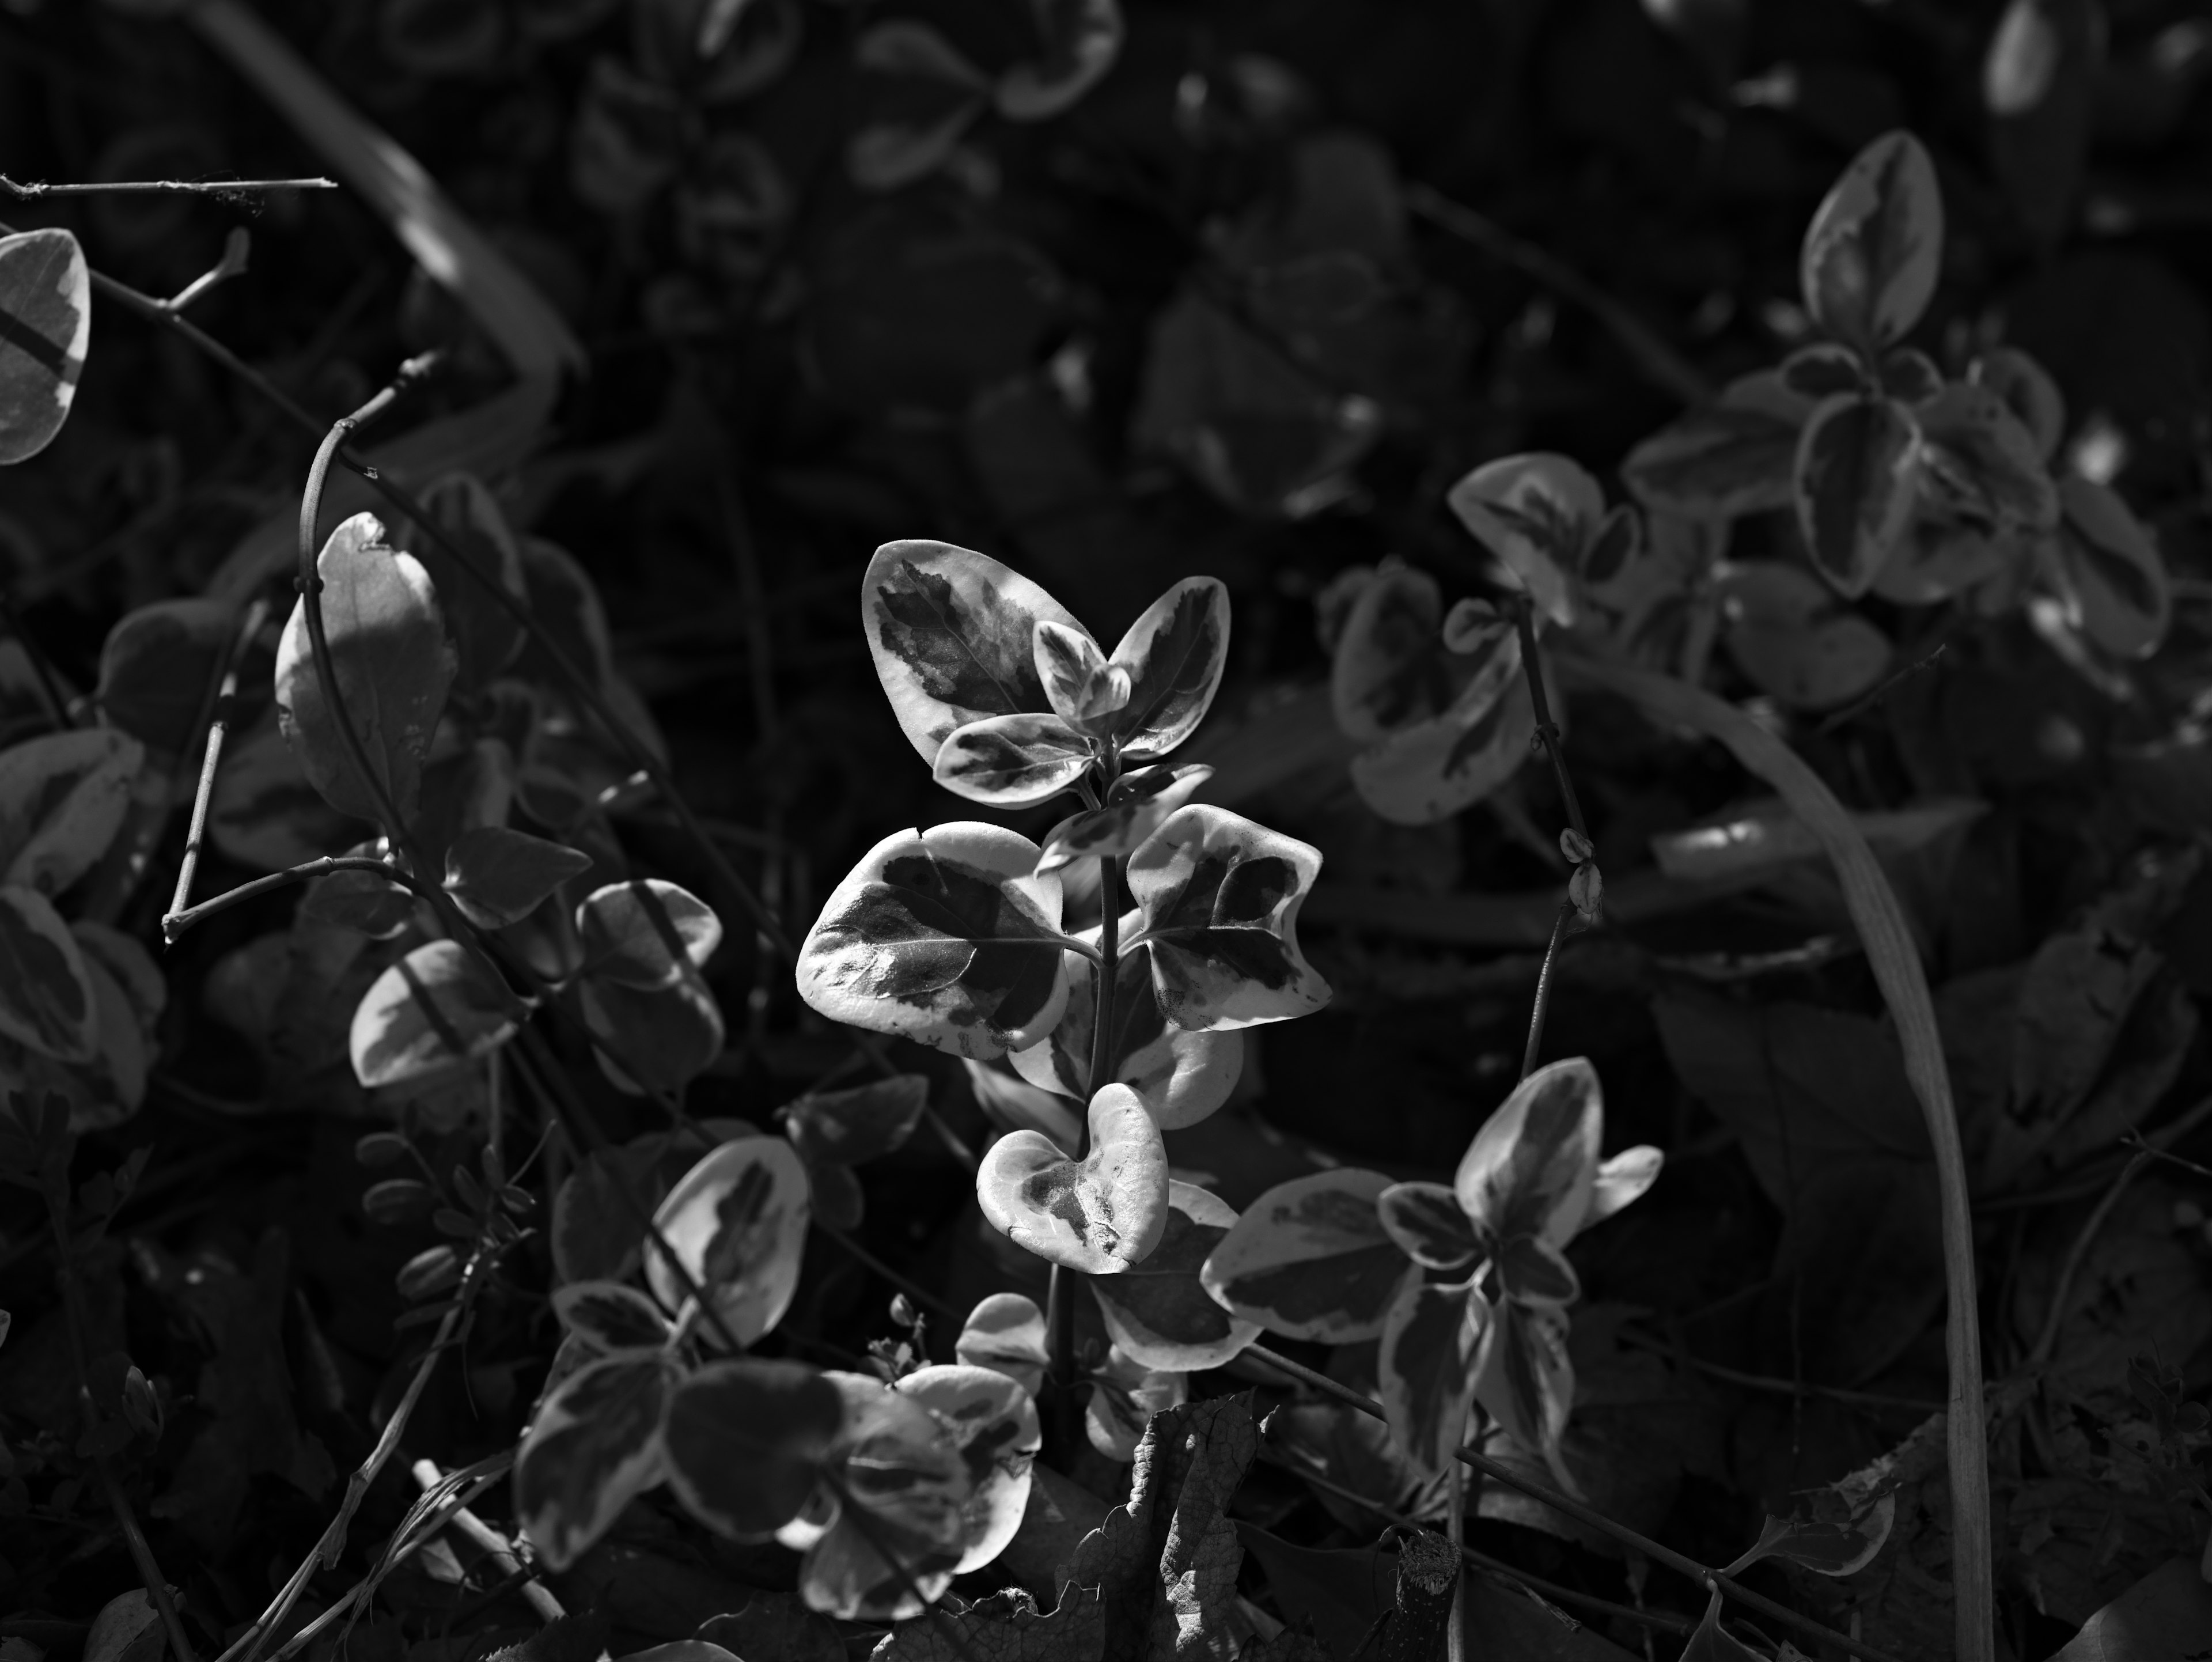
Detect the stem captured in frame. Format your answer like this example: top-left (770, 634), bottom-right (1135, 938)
top-left (407, 1459), bottom-right (562, 1623)
top-left (164, 854), bottom-right (423, 942)
top-left (1512, 601), bottom-right (1590, 850)
top-left (1086, 855), bottom-right (1121, 1099)
top-left (1, 173), bottom-right (336, 198)
top-left (165, 597), bottom-right (271, 925)
top-left (1243, 1343), bottom-right (1908, 1662)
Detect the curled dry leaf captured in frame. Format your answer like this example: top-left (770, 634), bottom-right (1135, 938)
top-left (646, 1135), bottom-right (810, 1348)
top-left (1200, 1168), bottom-right (1416, 1342)
top-left (976, 1082), bottom-right (1170, 1273)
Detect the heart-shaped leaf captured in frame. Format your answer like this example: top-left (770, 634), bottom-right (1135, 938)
top-left (996, 0), bottom-right (1125, 120)
top-left (1085, 1180), bottom-right (1262, 1371)
top-left (647, 1135), bottom-right (810, 1348)
top-left (1378, 1277), bottom-right (1487, 1478)
top-left (0, 728), bottom-right (143, 898)
top-left (1124, 804), bottom-right (1329, 1031)
top-left (2054, 476), bottom-right (2169, 660)
top-left (514, 1351), bottom-right (676, 1570)
top-left (1621, 371), bottom-right (1806, 522)
top-left (894, 1363), bottom-right (1040, 1572)
top-left (1200, 1168), bottom-right (1418, 1342)
top-left (798, 822), bottom-right (1070, 1059)
top-left (1085, 1342), bottom-right (1185, 1462)
top-left (954, 1292), bottom-right (1050, 1398)
top-left (275, 513), bottom-right (459, 827)
top-left (577, 878), bottom-right (721, 989)
top-left (1376, 1181), bottom-right (1480, 1272)
top-left (0, 885), bottom-right (98, 1063)
top-left (1330, 564), bottom-right (1445, 743)
top-left (1454, 1057), bottom-right (1605, 1248)
top-left (784, 1075), bottom-right (929, 1168)
top-left (931, 712), bottom-right (1092, 805)
top-left (350, 940), bottom-right (519, 1089)
top-left (445, 826), bottom-right (594, 929)
top-left (861, 540), bottom-right (1084, 767)
top-left (1793, 394), bottom-right (1921, 597)
top-left (1009, 941), bottom-right (1244, 1129)
top-left (581, 974), bottom-right (727, 1094)
top-left (96, 598), bottom-right (233, 758)
top-left (393, 472), bottom-right (531, 691)
top-left (1103, 576), bottom-right (1231, 758)
top-left (976, 1082), bottom-right (1169, 1273)
top-left (1349, 627), bottom-right (1532, 826)
top-left (1446, 453), bottom-right (1605, 627)
top-left (551, 1279), bottom-right (675, 1355)
top-left (846, 22), bottom-right (988, 191)
top-left (1037, 763), bottom-right (1213, 874)
top-left (0, 228), bottom-right (90, 465)
top-left (662, 1358), bottom-right (844, 1541)
top-left (1799, 130), bottom-right (1944, 353)
top-left (795, 1372), bottom-right (974, 1620)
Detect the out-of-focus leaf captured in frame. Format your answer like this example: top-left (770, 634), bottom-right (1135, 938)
top-left (1330, 563), bottom-right (1444, 743)
top-left (581, 955), bottom-right (722, 1093)
top-left (1717, 559), bottom-right (1892, 709)
top-left (791, 1372), bottom-right (973, 1621)
top-left (1798, 130), bottom-right (1944, 353)
top-left (1472, 1298), bottom-right (1574, 1468)
top-left (1349, 630), bottom-right (1532, 825)
top-left (0, 885), bottom-right (101, 1063)
top-left (783, 1076), bottom-right (928, 1168)
top-left (1084, 1181), bottom-right (1259, 1372)
top-left (1378, 1277), bottom-right (1486, 1477)
top-left (0, 728), bottom-right (143, 898)
top-left (349, 940), bottom-right (518, 1088)
top-left (661, 1358), bottom-right (841, 1541)
top-left (895, 1364), bottom-right (1040, 1572)
top-left (2052, 476), bottom-right (2169, 660)
top-left (576, 879), bottom-right (720, 989)
top-left (552, 1279), bottom-right (674, 1356)
top-left (1622, 371), bottom-right (1805, 521)
top-left (798, 822), bottom-right (1069, 1059)
top-left (1200, 1168), bottom-right (1415, 1342)
top-left (1084, 1341), bottom-right (1184, 1463)
top-left (0, 228), bottom-right (90, 466)
top-left (976, 1084), bottom-right (1169, 1274)
top-left (1793, 395), bottom-right (1921, 597)
top-left (847, 22), bottom-right (988, 192)
top-left (573, 55), bottom-right (687, 213)
top-left (1974, 346), bottom-right (2065, 461)
top-left (1446, 452), bottom-right (1605, 627)
top-left (1987, 0), bottom-right (2095, 247)
top-left (997, 0), bottom-right (1124, 120)
top-left (1915, 383), bottom-right (2059, 533)
top-left (395, 471), bottom-right (531, 691)
top-left (515, 1352), bottom-right (675, 1570)
top-left (210, 707), bottom-right (369, 872)
top-left (646, 1135), bottom-right (810, 1348)
top-left (96, 599), bottom-right (233, 758)
top-left (634, 0), bottom-right (801, 104)
top-left (956, 1293), bottom-right (1050, 1400)
top-left (380, 0), bottom-right (505, 77)
top-left (2051, 1558), bottom-right (2212, 1661)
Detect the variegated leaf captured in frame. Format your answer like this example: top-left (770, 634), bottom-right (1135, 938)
top-left (1376, 1180), bottom-right (1479, 1271)
top-left (350, 940), bottom-right (518, 1088)
top-left (1124, 805), bottom-right (1329, 1031)
top-left (646, 1135), bottom-right (811, 1348)
top-left (1034, 619), bottom-right (1130, 733)
top-left (1621, 370), bottom-right (1806, 522)
top-left (961, 1057), bottom-right (1083, 1149)
top-left (1446, 453), bottom-right (1605, 627)
top-left (895, 1363), bottom-right (1040, 1572)
top-left (1915, 383), bottom-right (2059, 533)
top-left (797, 1372), bottom-right (973, 1620)
top-left (1350, 638), bottom-right (1533, 826)
top-left (0, 885), bottom-right (98, 1062)
top-left (783, 1074), bottom-right (929, 1167)
top-left (1869, 513), bottom-right (2017, 607)
top-left (1085, 1181), bottom-right (1262, 1372)
top-left (1084, 1342), bottom-right (1185, 1463)
top-left (576, 879), bottom-right (721, 990)
top-left (514, 1351), bottom-right (675, 1569)
top-left (0, 728), bottom-right (143, 898)
top-left (1798, 130), bottom-right (1944, 353)
top-left (1454, 1057), bottom-right (1604, 1249)
top-left (662, 1358), bottom-right (844, 1541)
top-left (860, 540), bottom-right (1084, 766)
top-left (1008, 941), bottom-right (1244, 1129)
top-left (1793, 394), bottom-right (1921, 597)
top-left (1591, 1146), bottom-right (1665, 1226)
top-left (579, 974), bottom-right (725, 1095)
top-left (955, 1292), bottom-right (1050, 1398)
top-left (931, 712), bottom-right (1092, 806)
top-left (1037, 763), bottom-right (1212, 874)
top-left (1103, 576), bottom-right (1231, 758)
top-left (798, 823), bottom-right (1070, 1059)
top-left (1199, 1168), bottom-right (1416, 1343)
top-left (551, 1279), bottom-right (674, 1354)
top-left (2054, 476), bottom-right (2169, 660)
top-left (1330, 563), bottom-right (1445, 743)
top-left (975, 1083), bottom-right (1169, 1273)
top-left (0, 228), bottom-right (90, 465)
top-left (1473, 1299), bottom-right (1575, 1466)
top-left (1378, 1277), bottom-right (1487, 1478)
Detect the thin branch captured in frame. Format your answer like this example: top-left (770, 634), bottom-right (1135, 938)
top-left (2029, 1150), bottom-right (2152, 1368)
top-left (164, 597), bottom-right (279, 923)
top-left (1815, 642), bottom-right (1949, 736)
top-left (1613, 1326), bottom-right (1943, 1413)
top-left (164, 854), bottom-right (425, 941)
top-left (407, 1458), bottom-right (562, 1623)
top-left (1087, 856), bottom-right (1122, 1097)
top-left (1243, 1343), bottom-right (1908, 1662)
top-left (0, 173), bottom-right (336, 198)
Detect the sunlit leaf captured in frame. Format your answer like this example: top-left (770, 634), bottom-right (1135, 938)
top-left (1200, 1168), bottom-right (1416, 1342)
top-left (997, 0), bottom-right (1125, 120)
top-left (798, 821), bottom-right (1070, 1059)
top-left (1124, 804), bottom-right (1329, 1031)
top-left (0, 728), bottom-right (143, 898)
top-left (1009, 940), bottom-right (1244, 1129)
top-left (954, 1292), bottom-right (1050, 1399)
top-left (514, 1351), bottom-right (675, 1570)
top-left (1330, 563), bottom-right (1445, 743)
top-left (445, 826), bottom-right (594, 929)
top-left (1085, 1180), bottom-right (1261, 1371)
top-left (577, 879), bottom-right (720, 989)
top-left (275, 513), bottom-right (459, 827)
top-left (96, 598), bottom-right (233, 758)
top-left (2053, 475), bottom-right (2169, 660)
top-left (931, 712), bottom-right (1092, 806)
top-left (976, 1083), bottom-right (1169, 1274)
top-left (1454, 1058), bottom-right (1605, 1250)
top-left (1033, 619), bottom-right (1130, 733)
top-left (1037, 764), bottom-right (1213, 874)
top-left (1590, 1146), bottom-right (1664, 1226)
top-left (1084, 1342), bottom-right (1185, 1462)
top-left (1446, 453), bottom-right (1605, 627)
top-left (861, 540), bottom-right (1082, 766)
top-left (1793, 395), bottom-right (1921, 597)
top-left (894, 1363), bottom-right (1040, 1572)
top-left (1798, 130), bottom-right (1944, 353)
top-left (1376, 1181), bottom-right (1479, 1272)
top-left (1103, 577), bottom-right (1231, 758)
top-left (796, 1372), bottom-right (973, 1621)
top-left (551, 1279), bottom-right (675, 1355)
top-left (662, 1357), bottom-right (843, 1540)
top-left (646, 1135), bottom-right (810, 1348)
top-left (1378, 1277), bottom-right (1486, 1478)
top-left (349, 940), bottom-right (518, 1089)
top-left (0, 228), bottom-right (91, 466)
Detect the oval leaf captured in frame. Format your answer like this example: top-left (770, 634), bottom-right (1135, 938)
top-left (1472, 1299), bottom-right (1575, 1466)
top-left (0, 228), bottom-right (90, 465)
top-left (2056, 476), bottom-right (2169, 660)
top-left (1798, 130), bottom-right (1944, 351)
top-left (1793, 394), bottom-right (1921, 597)
top-left (577, 878), bottom-right (721, 989)
top-left (1622, 377), bottom-right (1804, 521)
top-left (1446, 453), bottom-right (1605, 627)
top-left (1330, 564), bottom-right (1445, 743)
top-left (894, 1363), bottom-right (1040, 1572)
top-left (662, 1357), bottom-right (844, 1541)
top-left (931, 713), bottom-right (1092, 807)
top-left (96, 599), bottom-right (233, 758)
top-left (1454, 1057), bottom-right (1605, 1248)
top-left (0, 884), bottom-right (98, 1063)
top-left (646, 1135), bottom-right (811, 1349)
top-left (846, 21), bottom-right (988, 192)
top-left (0, 728), bottom-right (144, 898)
top-left (1350, 636), bottom-right (1533, 826)
top-left (1916, 383), bottom-right (2059, 532)
top-left (1376, 1180), bottom-right (1480, 1272)
top-left (1378, 1278), bottom-right (1487, 1478)
top-left (954, 1292), bottom-right (1050, 1399)
top-left (1085, 1180), bottom-right (1262, 1372)
top-left (1085, 1343), bottom-right (1186, 1463)
top-left (582, 975), bottom-right (727, 1095)
top-left (797, 822), bottom-right (1069, 1059)
top-left (552, 1279), bottom-right (675, 1354)
top-left (393, 472), bottom-right (531, 692)
top-left (514, 1351), bottom-right (675, 1570)
top-left (350, 940), bottom-right (518, 1089)
top-left (799, 1372), bottom-right (974, 1620)
top-left (784, 1075), bottom-right (929, 1168)
top-left (1104, 576), bottom-right (1231, 758)
top-left (1199, 1168), bottom-right (1417, 1343)
top-left (976, 1082), bottom-right (1170, 1274)
top-left (1037, 763), bottom-right (1213, 875)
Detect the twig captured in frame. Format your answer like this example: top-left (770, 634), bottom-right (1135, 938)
top-left (0, 173), bottom-right (335, 198)
top-left (1613, 1327), bottom-right (1942, 1413)
top-left (1512, 602), bottom-right (1593, 1078)
top-left (408, 1459), bottom-right (562, 1623)
top-left (1242, 1343), bottom-right (1907, 1662)
top-left (165, 854), bottom-right (423, 941)
top-left (164, 596), bottom-right (276, 925)
top-left (1815, 642), bottom-right (1949, 736)
top-left (2028, 1150), bottom-right (2152, 1368)
top-left (1087, 857), bottom-right (1122, 1099)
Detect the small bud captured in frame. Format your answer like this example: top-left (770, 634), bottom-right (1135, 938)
top-left (891, 1293), bottom-right (919, 1329)
top-left (1569, 861), bottom-right (1604, 923)
top-left (1559, 828), bottom-right (1594, 865)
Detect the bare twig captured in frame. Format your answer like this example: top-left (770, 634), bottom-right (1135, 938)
top-left (1815, 642), bottom-right (1949, 736)
top-left (164, 854), bottom-right (425, 941)
top-left (408, 1459), bottom-right (562, 1622)
top-left (164, 597), bottom-right (274, 926)
top-left (0, 173), bottom-right (335, 198)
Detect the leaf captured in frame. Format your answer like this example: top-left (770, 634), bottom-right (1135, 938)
top-left (846, 22), bottom-right (988, 192)
top-left (1008, 943), bottom-right (1244, 1129)
top-left (1680, 1588), bottom-right (1765, 1661)
top-left (1376, 1181), bottom-right (1480, 1271)
top-left (2054, 476), bottom-right (2169, 660)
top-left (82, 1589), bottom-right (164, 1662)
top-left (552, 1279), bottom-right (674, 1356)
top-left (1987, 0), bottom-right (2095, 248)
top-left (861, 540), bottom-right (1084, 767)
top-left (393, 471), bottom-right (532, 691)
top-left (1793, 395), bottom-right (1921, 597)
top-left (976, 1083), bottom-right (1169, 1274)
top-left (552, 1136), bottom-right (681, 1285)
top-left (2051, 1557), bottom-right (2212, 1661)
top-left (1778, 343), bottom-right (1868, 403)
top-left (798, 822), bottom-right (1070, 1059)
top-left (895, 1364), bottom-right (1041, 1572)
top-left (1718, 559), bottom-right (1893, 710)
top-left (871, 1585), bottom-right (1103, 1662)
top-left (1199, 1168), bottom-right (1416, 1342)
top-left (1037, 764), bottom-right (1212, 874)
top-left (445, 826), bottom-right (594, 929)
top-left (796, 1372), bottom-right (974, 1621)
top-left (662, 1358), bottom-right (843, 1541)
top-left (577, 879), bottom-right (721, 989)
top-left (963, 1058), bottom-right (1083, 1149)
top-left (996, 0), bottom-right (1125, 120)
top-left (274, 513), bottom-right (459, 827)
top-left (1349, 633), bottom-right (1533, 826)
top-left (582, 976), bottom-right (728, 1096)
top-left (1446, 453), bottom-right (1605, 627)
top-left (1084, 1341), bottom-right (1185, 1463)
top-left (210, 706), bottom-right (369, 872)
top-left (1455, 1058), bottom-right (1612, 1250)
top-left (784, 1076), bottom-right (929, 1168)
top-left (1798, 130), bottom-right (1944, 352)
top-left (1033, 620), bottom-right (1131, 733)
top-left (956, 1293), bottom-right (1051, 1399)
top-left (350, 940), bottom-right (518, 1088)
top-left (0, 228), bottom-right (90, 465)
top-left (1378, 1277), bottom-right (1487, 1477)
top-left (1473, 1298), bottom-right (1574, 1468)
top-left (932, 713), bottom-right (1093, 807)
top-left (514, 1352), bottom-right (675, 1570)
top-left (1722, 1492), bottom-right (1897, 1578)
top-left (1777, 1159), bottom-right (1945, 1383)
top-left (1621, 373), bottom-right (1805, 521)
top-left (96, 599), bottom-right (234, 758)
top-left (1101, 577), bottom-right (1232, 758)
top-left (1088, 1394), bottom-right (1256, 1658)
top-left (0, 886), bottom-right (99, 1063)
top-left (1084, 1181), bottom-right (1261, 1372)
top-left (1124, 804), bottom-right (1329, 1031)
top-left (1974, 346), bottom-right (2065, 461)
top-left (646, 1135), bottom-right (810, 1349)
top-left (0, 728), bottom-right (144, 898)
top-left (1915, 383), bottom-right (2059, 532)
top-left (1330, 563), bottom-right (1445, 743)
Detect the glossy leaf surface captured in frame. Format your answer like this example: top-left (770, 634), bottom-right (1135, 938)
top-left (931, 712), bottom-right (1091, 806)
top-left (975, 1083), bottom-right (1169, 1273)
top-left (954, 1292), bottom-right (1050, 1399)
top-left (646, 1135), bottom-right (810, 1348)
top-left (0, 228), bottom-right (90, 465)
top-left (1037, 764), bottom-right (1212, 874)
top-left (1200, 1168), bottom-right (1416, 1342)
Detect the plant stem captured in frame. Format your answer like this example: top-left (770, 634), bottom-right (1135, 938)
top-left (1086, 855), bottom-right (1121, 1099)
top-left (2028, 1150), bottom-right (2151, 1368)
top-left (1243, 1343), bottom-right (1908, 1662)
top-left (1, 173), bottom-right (335, 197)
top-left (1512, 601), bottom-right (1589, 851)
top-left (164, 597), bottom-right (271, 925)
top-left (164, 854), bottom-right (425, 941)
top-left (407, 1458), bottom-right (562, 1623)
